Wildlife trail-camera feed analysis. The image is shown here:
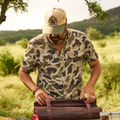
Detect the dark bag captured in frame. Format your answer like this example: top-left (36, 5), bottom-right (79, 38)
top-left (33, 98), bottom-right (102, 120)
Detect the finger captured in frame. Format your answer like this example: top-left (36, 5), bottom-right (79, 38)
top-left (80, 90), bottom-right (85, 99)
top-left (43, 93), bottom-right (50, 102)
top-left (39, 94), bottom-right (46, 105)
top-left (40, 92), bottom-right (50, 105)
top-left (37, 97), bottom-right (43, 105)
top-left (86, 95), bottom-right (96, 103)
top-left (86, 97), bottom-right (91, 103)
top-left (85, 91), bottom-right (92, 103)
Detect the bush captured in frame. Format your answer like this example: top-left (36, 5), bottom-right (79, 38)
top-left (114, 31), bottom-right (120, 39)
top-left (16, 38), bottom-right (28, 49)
top-left (101, 63), bottom-right (120, 97)
top-left (86, 27), bottom-right (106, 40)
top-left (0, 50), bottom-right (21, 75)
top-left (6, 42), bottom-right (11, 45)
top-left (97, 40), bottom-right (107, 48)
top-left (0, 39), bottom-right (6, 45)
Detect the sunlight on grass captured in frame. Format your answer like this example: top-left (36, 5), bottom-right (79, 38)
top-left (93, 39), bottom-right (120, 63)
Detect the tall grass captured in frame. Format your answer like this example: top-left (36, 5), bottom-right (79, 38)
top-left (0, 73), bottom-right (37, 119)
top-left (0, 38), bottom-right (120, 119)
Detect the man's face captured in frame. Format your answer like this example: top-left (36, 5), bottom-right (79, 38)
top-left (47, 32), bottom-right (64, 44)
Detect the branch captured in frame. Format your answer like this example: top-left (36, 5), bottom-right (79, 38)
top-left (85, 0), bottom-right (110, 22)
top-left (0, 0), bottom-right (9, 24)
top-left (0, 0), bottom-right (28, 25)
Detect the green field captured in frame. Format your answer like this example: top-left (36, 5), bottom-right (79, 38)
top-left (0, 39), bottom-right (120, 119)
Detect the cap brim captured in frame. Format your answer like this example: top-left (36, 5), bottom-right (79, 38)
top-left (42, 24), bottom-right (65, 34)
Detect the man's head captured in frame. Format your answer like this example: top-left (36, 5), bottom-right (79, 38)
top-left (42, 7), bottom-right (67, 35)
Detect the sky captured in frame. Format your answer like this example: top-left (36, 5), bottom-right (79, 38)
top-left (0, 0), bottom-right (120, 31)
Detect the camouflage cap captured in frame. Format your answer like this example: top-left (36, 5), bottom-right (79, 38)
top-left (42, 7), bottom-right (66, 34)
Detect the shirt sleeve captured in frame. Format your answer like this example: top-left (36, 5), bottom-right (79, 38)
top-left (83, 35), bottom-right (98, 62)
top-left (21, 42), bottom-right (37, 73)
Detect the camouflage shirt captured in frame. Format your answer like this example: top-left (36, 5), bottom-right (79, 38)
top-left (21, 28), bottom-right (98, 100)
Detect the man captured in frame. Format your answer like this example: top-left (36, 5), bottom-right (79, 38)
top-left (19, 7), bottom-right (101, 106)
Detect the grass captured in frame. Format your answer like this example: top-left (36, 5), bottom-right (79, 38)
top-left (0, 39), bottom-right (120, 119)
top-left (93, 39), bottom-right (120, 63)
top-left (0, 73), bottom-right (37, 119)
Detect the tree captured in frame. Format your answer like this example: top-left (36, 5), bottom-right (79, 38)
top-left (0, 0), bottom-right (109, 25)
top-left (0, 0), bottom-right (28, 24)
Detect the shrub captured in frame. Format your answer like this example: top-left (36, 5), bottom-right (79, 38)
top-left (0, 39), bottom-right (6, 45)
top-left (97, 40), bottom-right (107, 48)
top-left (114, 31), bottom-right (120, 39)
top-left (16, 38), bottom-right (28, 49)
top-left (0, 50), bottom-right (21, 75)
top-left (101, 63), bottom-right (120, 97)
top-left (6, 42), bottom-right (11, 45)
top-left (86, 27), bottom-right (106, 40)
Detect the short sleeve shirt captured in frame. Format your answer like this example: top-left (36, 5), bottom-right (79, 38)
top-left (21, 28), bottom-right (98, 100)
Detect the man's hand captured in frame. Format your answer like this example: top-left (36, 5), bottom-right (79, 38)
top-left (80, 84), bottom-right (96, 103)
top-left (35, 89), bottom-right (51, 105)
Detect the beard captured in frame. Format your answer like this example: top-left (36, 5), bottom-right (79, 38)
top-left (47, 28), bottom-right (67, 44)
top-left (49, 36), bottom-right (62, 44)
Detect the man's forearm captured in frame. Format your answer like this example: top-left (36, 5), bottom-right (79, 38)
top-left (19, 66), bottom-right (39, 93)
top-left (87, 59), bottom-right (101, 87)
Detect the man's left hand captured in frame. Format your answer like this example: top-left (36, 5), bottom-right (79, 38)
top-left (80, 84), bottom-right (96, 103)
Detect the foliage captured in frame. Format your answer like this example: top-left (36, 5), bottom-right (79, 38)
top-left (0, 29), bottom-right (42, 43)
top-left (7, 0), bottom-right (28, 13)
top-left (85, 0), bottom-right (109, 22)
top-left (16, 38), bottom-right (28, 49)
top-left (97, 62), bottom-right (120, 99)
top-left (0, 0), bottom-right (28, 24)
top-left (0, 6), bottom-right (119, 43)
top-left (0, 0), bottom-right (109, 25)
top-left (0, 75), bottom-right (35, 118)
top-left (0, 38), bottom-right (6, 45)
top-left (86, 27), bottom-right (105, 40)
top-left (6, 42), bottom-right (10, 45)
top-left (67, 6), bottom-right (120, 35)
top-left (0, 49), bottom-right (21, 75)
top-left (114, 31), bottom-right (120, 39)
top-left (97, 40), bottom-right (107, 48)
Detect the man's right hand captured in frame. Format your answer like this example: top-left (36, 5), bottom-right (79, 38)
top-left (35, 89), bottom-right (50, 105)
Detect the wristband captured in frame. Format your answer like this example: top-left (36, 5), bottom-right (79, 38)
top-left (33, 87), bottom-right (40, 95)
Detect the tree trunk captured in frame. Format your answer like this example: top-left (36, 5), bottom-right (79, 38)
top-left (0, 0), bottom-right (10, 24)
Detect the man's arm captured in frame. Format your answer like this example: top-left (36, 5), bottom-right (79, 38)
top-left (19, 66), bottom-right (49, 105)
top-left (80, 59), bottom-right (101, 103)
